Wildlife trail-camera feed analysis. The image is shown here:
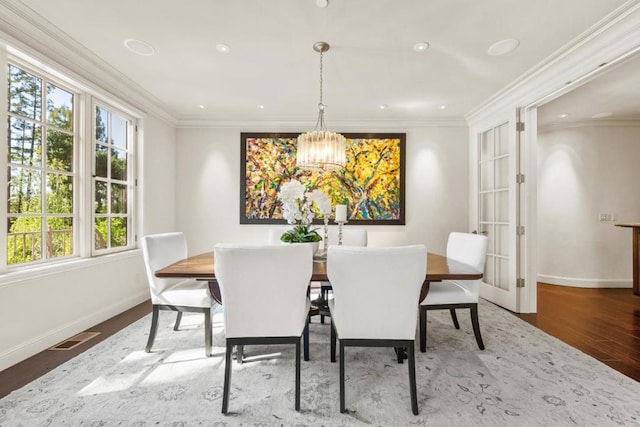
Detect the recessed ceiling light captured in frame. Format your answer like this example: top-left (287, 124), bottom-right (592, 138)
top-left (439, 105), bottom-right (447, 110)
top-left (257, 105), bottom-right (265, 109)
top-left (316, 0), bottom-right (328, 7)
top-left (413, 42), bottom-right (430, 52)
top-left (487, 38), bottom-right (519, 56)
top-left (124, 39), bottom-right (155, 56)
top-left (559, 113), bottom-right (569, 118)
top-left (197, 104), bottom-right (205, 109)
top-left (591, 112), bottom-right (613, 119)
top-left (379, 104), bottom-right (388, 109)
top-left (216, 44), bottom-right (231, 54)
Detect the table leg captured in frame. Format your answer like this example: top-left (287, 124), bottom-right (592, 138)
top-left (207, 279), bottom-right (223, 305)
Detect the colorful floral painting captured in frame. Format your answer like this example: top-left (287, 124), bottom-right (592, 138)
top-left (240, 133), bottom-right (405, 225)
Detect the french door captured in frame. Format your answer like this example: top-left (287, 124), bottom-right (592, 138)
top-left (473, 111), bottom-right (522, 312)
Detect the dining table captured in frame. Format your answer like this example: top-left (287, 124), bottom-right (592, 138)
top-left (155, 251), bottom-right (483, 362)
top-left (155, 251), bottom-right (483, 305)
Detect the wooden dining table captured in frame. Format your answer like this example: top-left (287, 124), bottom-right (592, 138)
top-left (155, 251), bottom-right (484, 305)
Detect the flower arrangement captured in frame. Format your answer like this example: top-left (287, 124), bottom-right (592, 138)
top-left (277, 180), bottom-right (331, 243)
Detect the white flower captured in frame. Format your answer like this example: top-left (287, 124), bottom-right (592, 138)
top-left (308, 189), bottom-right (332, 216)
top-left (277, 179), bottom-right (306, 204)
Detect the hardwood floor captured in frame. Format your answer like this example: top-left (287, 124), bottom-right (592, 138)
top-left (1, 284), bottom-right (638, 399)
top-left (514, 283), bottom-right (640, 382)
top-left (0, 301), bottom-right (152, 399)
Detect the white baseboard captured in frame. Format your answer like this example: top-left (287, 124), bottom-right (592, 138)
top-left (537, 274), bottom-right (632, 288)
top-left (0, 291), bottom-right (149, 372)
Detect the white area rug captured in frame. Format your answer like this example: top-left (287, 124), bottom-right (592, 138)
top-left (1, 300), bottom-right (639, 426)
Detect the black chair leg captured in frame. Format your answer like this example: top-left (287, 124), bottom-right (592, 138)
top-left (419, 306), bottom-right (427, 352)
top-left (339, 340), bottom-right (346, 413)
top-left (330, 320), bottom-right (337, 363)
top-left (449, 308), bottom-right (460, 329)
top-left (303, 320), bottom-right (310, 361)
top-left (295, 339), bottom-right (301, 411)
top-left (145, 305), bottom-right (160, 353)
top-left (470, 304), bottom-right (485, 350)
top-left (173, 311), bottom-right (183, 331)
top-left (222, 340), bottom-right (233, 414)
top-left (236, 345), bottom-right (244, 364)
top-left (408, 342), bottom-right (418, 415)
top-left (204, 308), bottom-right (212, 357)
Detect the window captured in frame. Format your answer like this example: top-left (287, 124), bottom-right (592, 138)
top-left (7, 64), bottom-right (76, 265)
top-left (93, 104), bottom-right (134, 253)
top-left (5, 61), bottom-right (137, 267)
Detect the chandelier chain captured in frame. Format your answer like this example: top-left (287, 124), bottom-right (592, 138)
top-left (319, 50), bottom-right (324, 106)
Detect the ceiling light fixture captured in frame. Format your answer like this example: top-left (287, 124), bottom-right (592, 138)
top-left (559, 113), bottom-right (569, 118)
top-left (216, 44), bottom-right (231, 54)
top-left (257, 105), bottom-right (265, 109)
top-left (124, 39), bottom-right (155, 56)
top-left (197, 104), bottom-right (206, 109)
top-left (487, 38), bottom-right (519, 56)
top-left (379, 104), bottom-right (388, 109)
top-left (296, 42), bottom-right (345, 172)
top-left (413, 42), bottom-right (430, 52)
top-left (439, 105), bottom-right (447, 110)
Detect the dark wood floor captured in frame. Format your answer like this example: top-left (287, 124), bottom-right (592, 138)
top-left (1, 283), bottom-right (638, 399)
top-left (515, 283), bottom-right (640, 382)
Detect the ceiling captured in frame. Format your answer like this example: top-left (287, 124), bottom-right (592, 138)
top-left (538, 53), bottom-right (640, 126)
top-left (12, 0), bottom-right (634, 123)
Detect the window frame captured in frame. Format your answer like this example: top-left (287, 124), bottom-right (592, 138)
top-left (2, 54), bottom-right (138, 271)
top-left (5, 58), bottom-right (80, 267)
top-left (91, 100), bottom-right (137, 256)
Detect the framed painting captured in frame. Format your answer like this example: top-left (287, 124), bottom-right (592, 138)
top-left (240, 132), bottom-right (405, 225)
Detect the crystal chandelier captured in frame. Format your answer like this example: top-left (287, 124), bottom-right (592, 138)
top-left (296, 42), bottom-right (346, 172)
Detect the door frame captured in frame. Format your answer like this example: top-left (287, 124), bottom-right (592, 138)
top-left (466, 5), bottom-right (640, 313)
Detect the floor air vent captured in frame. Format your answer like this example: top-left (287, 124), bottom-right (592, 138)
top-left (49, 332), bottom-right (101, 351)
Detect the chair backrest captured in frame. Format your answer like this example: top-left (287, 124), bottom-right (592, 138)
top-left (446, 232), bottom-right (489, 297)
top-left (141, 232), bottom-right (189, 302)
top-left (214, 244), bottom-right (313, 338)
top-left (326, 226), bottom-right (367, 246)
top-left (327, 245), bottom-right (426, 340)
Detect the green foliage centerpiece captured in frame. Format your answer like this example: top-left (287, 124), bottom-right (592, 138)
top-left (277, 180), bottom-right (331, 244)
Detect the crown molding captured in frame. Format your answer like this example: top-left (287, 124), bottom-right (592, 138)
top-left (465, 1), bottom-right (640, 124)
top-left (176, 118), bottom-right (468, 130)
top-left (0, 0), bottom-right (177, 126)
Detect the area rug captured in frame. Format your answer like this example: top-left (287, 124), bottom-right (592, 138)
top-left (1, 299), bottom-right (639, 426)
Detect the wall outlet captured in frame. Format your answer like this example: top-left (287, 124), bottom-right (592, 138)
top-left (599, 213), bottom-right (612, 221)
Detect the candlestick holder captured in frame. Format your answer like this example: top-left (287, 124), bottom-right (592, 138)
top-left (337, 220), bottom-right (348, 245)
top-left (315, 217), bottom-right (330, 259)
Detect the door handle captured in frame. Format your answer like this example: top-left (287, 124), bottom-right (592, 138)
top-left (472, 230), bottom-right (488, 235)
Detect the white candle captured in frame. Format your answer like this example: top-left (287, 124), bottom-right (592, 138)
top-left (335, 204), bottom-right (347, 222)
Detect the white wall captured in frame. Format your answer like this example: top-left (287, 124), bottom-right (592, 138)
top-left (140, 114), bottom-right (178, 235)
top-left (0, 113), bottom-right (177, 371)
top-left (537, 122), bottom-right (640, 287)
top-left (175, 125), bottom-right (469, 256)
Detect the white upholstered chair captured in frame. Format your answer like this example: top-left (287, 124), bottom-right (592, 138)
top-left (141, 232), bottom-right (216, 356)
top-left (419, 232), bottom-right (489, 352)
top-left (315, 226), bottom-right (367, 322)
top-left (214, 244), bottom-right (313, 414)
top-left (327, 245), bottom-right (426, 415)
top-left (268, 225), bottom-right (368, 325)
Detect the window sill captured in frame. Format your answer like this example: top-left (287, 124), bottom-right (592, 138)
top-left (0, 249), bottom-right (142, 288)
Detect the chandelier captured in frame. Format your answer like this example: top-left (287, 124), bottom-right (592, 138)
top-left (296, 42), bottom-right (346, 172)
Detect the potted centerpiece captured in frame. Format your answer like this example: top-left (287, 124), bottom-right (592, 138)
top-left (277, 180), bottom-right (331, 255)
